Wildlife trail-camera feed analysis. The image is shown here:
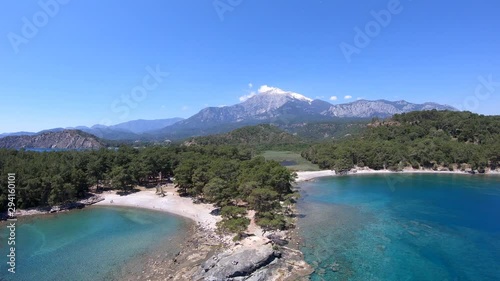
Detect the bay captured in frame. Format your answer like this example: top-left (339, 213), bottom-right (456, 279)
top-left (297, 174), bottom-right (500, 281)
top-left (0, 206), bottom-right (190, 281)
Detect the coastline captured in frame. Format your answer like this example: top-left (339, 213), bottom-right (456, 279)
top-left (89, 185), bottom-right (312, 280)
top-left (8, 195), bottom-right (104, 219)
top-left (94, 186), bottom-right (220, 231)
top-left (11, 185), bottom-right (313, 279)
top-left (295, 167), bottom-right (500, 182)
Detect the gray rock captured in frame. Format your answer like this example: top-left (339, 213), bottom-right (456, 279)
top-left (245, 267), bottom-right (271, 281)
top-left (0, 130), bottom-right (103, 149)
top-left (199, 245), bottom-right (277, 280)
top-left (266, 234), bottom-right (288, 246)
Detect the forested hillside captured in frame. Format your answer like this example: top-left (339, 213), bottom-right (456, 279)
top-left (277, 120), bottom-right (368, 141)
top-left (186, 124), bottom-right (307, 152)
top-left (302, 111), bottom-right (500, 172)
top-left (184, 121), bottom-right (369, 152)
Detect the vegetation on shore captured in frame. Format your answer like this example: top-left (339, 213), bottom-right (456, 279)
top-left (173, 147), bottom-right (298, 236)
top-left (2, 110), bottom-right (498, 237)
top-left (302, 111), bottom-right (500, 173)
top-left (0, 145), bottom-right (298, 236)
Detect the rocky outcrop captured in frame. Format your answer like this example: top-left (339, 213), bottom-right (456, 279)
top-left (0, 130), bottom-right (103, 149)
top-left (49, 195), bottom-right (105, 212)
top-left (197, 245), bottom-right (279, 280)
top-left (5, 195), bottom-right (104, 219)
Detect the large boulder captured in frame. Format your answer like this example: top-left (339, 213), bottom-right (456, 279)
top-left (199, 244), bottom-right (278, 280)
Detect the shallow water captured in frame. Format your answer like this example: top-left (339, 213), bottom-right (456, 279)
top-left (297, 174), bottom-right (500, 281)
top-left (0, 206), bottom-right (189, 281)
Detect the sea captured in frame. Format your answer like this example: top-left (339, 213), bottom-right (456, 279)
top-left (297, 174), bottom-right (500, 281)
top-left (0, 206), bottom-right (190, 281)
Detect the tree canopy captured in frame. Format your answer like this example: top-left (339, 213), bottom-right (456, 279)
top-left (302, 111), bottom-right (500, 172)
top-left (0, 144), bottom-right (296, 234)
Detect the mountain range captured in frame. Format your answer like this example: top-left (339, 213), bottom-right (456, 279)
top-left (0, 118), bottom-right (184, 140)
top-left (1, 86), bottom-right (456, 143)
top-left (0, 130), bottom-right (104, 150)
top-left (151, 86), bottom-right (456, 140)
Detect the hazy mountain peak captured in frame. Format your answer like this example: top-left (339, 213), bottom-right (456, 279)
top-left (258, 85), bottom-right (313, 103)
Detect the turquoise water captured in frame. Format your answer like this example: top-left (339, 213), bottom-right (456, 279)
top-left (297, 174), bottom-right (500, 281)
top-left (0, 206), bottom-right (189, 281)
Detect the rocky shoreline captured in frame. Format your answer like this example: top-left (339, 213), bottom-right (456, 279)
top-left (133, 223), bottom-right (312, 281)
top-left (1, 194), bottom-right (104, 219)
top-left (110, 187), bottom-right (313, 280)
top-left (5, 187), bottom-right (314, 280)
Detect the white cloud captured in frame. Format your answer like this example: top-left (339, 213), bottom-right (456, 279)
top-left (239, 91), bottom-right (256, 102)
top-left (329, 96), bottom-right (338, 101)
top-left (257, 85), bottom-right (313, 102)
top-left (248, 83), bottom-right (253, 89)
top-left (344, 95), bottom-right (352, 100)
top-left (357, 97), bottom-right (363, 100)
top-left (181, 105), bottom-right (189, 111)
top-left (239, 85), bottom-right (314, 103)
top-left (258, 85), bottom-right (283, 94)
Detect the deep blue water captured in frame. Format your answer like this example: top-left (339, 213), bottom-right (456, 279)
top-left (297, 174), bottom-right (500, 281)
top-left (0, 206), bottom-right (189, 281)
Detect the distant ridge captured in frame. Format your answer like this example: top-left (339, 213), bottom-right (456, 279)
top-left (154, 87), bottom-right (457, 140)
top-left (0, 130), bottom-right (104, 150)
top-left (327, 99), bottom-right (456, 118)
top-left (0, 118), bottom-right (184, 141)
top-left (1, 87), bottom-right (457, 142)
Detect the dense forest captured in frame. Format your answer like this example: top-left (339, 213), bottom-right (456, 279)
top-left (186, 124), bottom-right (307, 152)
top-left (186, 121), bottom-right (369, 152)
top-left (0, 145), bottom-right (297, 235)
top-left (277, 119), bottom-right (368, 141)
top-left (302, 111), bottom-right (500, 172)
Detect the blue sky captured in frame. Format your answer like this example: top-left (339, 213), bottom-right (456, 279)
top-left (1, 0), bottom-right (499, 133)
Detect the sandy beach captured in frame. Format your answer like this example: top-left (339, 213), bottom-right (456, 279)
top-left (295, 170), bottom-right (337, 181)
top-left (95, 186), bottom-right (313, 280)
top-left (295, 167), bottom-right (500, 182)
top-left (95, 186), bottom-right (220, 230)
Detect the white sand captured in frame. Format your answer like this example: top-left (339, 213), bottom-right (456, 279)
top-left (295, 167), bottom-right (500, 182)
top-left (295, 170), bottom-right (336, 182)
top-left (95, 188), bottom-right (220, 230)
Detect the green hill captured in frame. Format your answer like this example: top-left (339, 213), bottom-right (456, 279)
top-left (185, 124), bottom-right (307, 151)
top-left (277, 119), bottom-right (368, 141)
top-left (302, 111), bottom-right (500, 173)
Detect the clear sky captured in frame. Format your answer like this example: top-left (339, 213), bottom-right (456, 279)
top-left (1, 0), bottom-right (499, 133)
